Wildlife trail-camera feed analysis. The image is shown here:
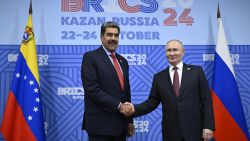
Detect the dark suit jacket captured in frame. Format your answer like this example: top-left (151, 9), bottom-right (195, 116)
top-left (134, 64), bottom-right (215, 141)
top-left (81, 46), bottom-right (132, 136)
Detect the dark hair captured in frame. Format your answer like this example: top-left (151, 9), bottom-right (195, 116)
top-left (100, 21), bottom-right (120, 36)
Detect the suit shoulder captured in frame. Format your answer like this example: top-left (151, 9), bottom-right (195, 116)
top-left (185, 64), bottom-right (202, 70)
top-left (184, 64), bottom-right (205, 75)
top-left (154, 68), bottom-right (168, 78)
top-left (83, 48), bottom-right (99, 58)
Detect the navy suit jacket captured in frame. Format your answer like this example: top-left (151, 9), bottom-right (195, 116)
top-left (134, 64), bottom-right (215, 141)
top-left (81, 46), bottom-right (132, 136)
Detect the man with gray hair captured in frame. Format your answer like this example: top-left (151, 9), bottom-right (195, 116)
top-left (123, 39), bottom-right (215, 141)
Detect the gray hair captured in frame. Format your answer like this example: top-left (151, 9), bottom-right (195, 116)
top-left (166, 39), bottom-right (184, 49)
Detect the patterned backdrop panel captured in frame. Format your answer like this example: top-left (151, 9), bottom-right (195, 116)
top-left (0, 45), bottom-right (249, 141)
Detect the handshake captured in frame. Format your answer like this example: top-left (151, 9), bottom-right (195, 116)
top-left (119, 102), bottom-right (135, 117)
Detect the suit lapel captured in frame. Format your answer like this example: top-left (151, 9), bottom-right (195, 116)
top-left (116, 55), bottom-right (127, 78)
top-left (98, 47), bottom-right (124, 90)
top-left (179, 64), bottom-right (191, 97)
top-left (113, 54), bottom-right (127, 91)
top-left (165, 67), bottom-right (177, 98)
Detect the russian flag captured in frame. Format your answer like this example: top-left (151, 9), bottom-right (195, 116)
top-left (211, 8), bottom-right (250, 141)
top-left (0, 2), bottom-right (46, 141)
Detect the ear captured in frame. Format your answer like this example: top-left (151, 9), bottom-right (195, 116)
top-left (100, 35), bottom-right (105, 40)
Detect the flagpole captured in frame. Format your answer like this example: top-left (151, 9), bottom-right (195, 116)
top-left (217, 3), bottom-right (221, 26)
top-left (29, 0), bottom-right (32, 15)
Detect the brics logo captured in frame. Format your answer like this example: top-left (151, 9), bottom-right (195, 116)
top-left (8, 54), bottom-right (49, 66)
top-left (58, 87), bottom-right (84, 99)
top-left (122, 54), bottom-right (147, 65)
top-left (61, 0), bottom-right (158, 13)
top-left (203, 53), bottom-right (240, 65)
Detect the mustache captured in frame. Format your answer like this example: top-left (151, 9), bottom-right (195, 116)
top-left (108, 40), bottom-right (118, 44)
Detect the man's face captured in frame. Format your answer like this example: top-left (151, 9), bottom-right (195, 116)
top-left (101, 27), bottom-right (119, 53)
top-left (165, 40), bottom-right (185, 66)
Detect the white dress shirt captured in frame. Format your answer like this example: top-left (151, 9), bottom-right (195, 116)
top-left (169, 62), bottom-right (183, 87)
top-left (102, 45), bottom-right (123, 74)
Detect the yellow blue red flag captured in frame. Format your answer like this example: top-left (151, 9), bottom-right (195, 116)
top-left (0, 2), bottom-right (46, 141)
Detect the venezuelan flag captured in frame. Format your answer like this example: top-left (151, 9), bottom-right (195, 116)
top-left (211, 8), bottom-right (250, 141)
top-left (0, 2), bottom-right (46, 141)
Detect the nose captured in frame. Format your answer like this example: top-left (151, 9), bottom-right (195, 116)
top-left (111, 35), bottom-right (116, 40)
top-left (112, 35), bottom-right (119, 41)
top-left (170, 50), bottom-right (175, 55)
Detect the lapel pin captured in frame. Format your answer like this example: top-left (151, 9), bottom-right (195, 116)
top-left (187, 68), bottom-right (191, 70)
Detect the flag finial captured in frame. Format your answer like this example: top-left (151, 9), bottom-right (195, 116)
top-left (217, 3), bottom-right (221, 19)
top-left (29, 0), bottom-right (32, 14)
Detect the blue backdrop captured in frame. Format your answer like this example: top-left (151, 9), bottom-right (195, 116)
top-left (0, 0), bottom-right (250, 140)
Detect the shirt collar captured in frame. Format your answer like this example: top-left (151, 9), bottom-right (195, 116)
top-left (102, 45), bottom-right (115, 56)
top-left (169, 61), bottom-right (183, 71)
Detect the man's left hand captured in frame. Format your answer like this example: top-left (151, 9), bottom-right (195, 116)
top-left (127, 123), bottom-right (135, 137)
top-left (202, 129), bottom-right (213, 141)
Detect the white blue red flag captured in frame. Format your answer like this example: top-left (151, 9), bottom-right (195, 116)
top-left (211, 8), bottom-right (250, 141)
top-left (0, 3), bottom-right (46, 141)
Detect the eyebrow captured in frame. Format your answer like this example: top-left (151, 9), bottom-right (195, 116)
top-left (106, 32), bottom-right (119, 35)
top-left (167, 48), bottom-right (178, 50)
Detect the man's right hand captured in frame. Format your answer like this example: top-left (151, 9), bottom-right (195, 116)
top-left (119, 102), bottom-right (135, 117)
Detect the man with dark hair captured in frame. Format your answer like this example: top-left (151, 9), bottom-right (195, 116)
top-left (81, 21), bottom-right (134, 141)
